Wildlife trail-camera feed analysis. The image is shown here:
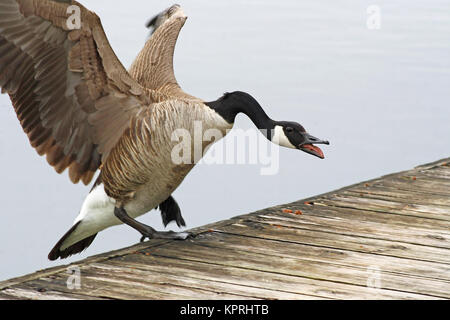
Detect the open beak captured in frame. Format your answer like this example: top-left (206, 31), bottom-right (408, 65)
top-left (299, 133), bottom-right (330, 159)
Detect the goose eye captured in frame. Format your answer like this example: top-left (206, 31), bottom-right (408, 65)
top-left (286, 127), bottom-right (294, 133)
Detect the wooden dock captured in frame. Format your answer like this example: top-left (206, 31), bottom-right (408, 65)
top-left (1, 158), bottom-right (449, 300)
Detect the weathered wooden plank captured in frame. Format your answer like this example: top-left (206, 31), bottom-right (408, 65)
top-left (0, 240), bottom-right (174, 291)
top-left (140, 238), bottom-right (448, 299)
top-left (412, 170), bottom-right (450, 182)
top-left (0, 292), bottom-right (23, 300)
top-left (286, 200), bottom-right (450, 232)
top-left (38, 260), bottom-right (261, 300)
top-left (106, 255), bottom-right (334, 299)
top-left (415, 159), bottom-right (450, 169)
top-left (342, 187), bottom-right (450, 213)
top-left (376, 179), bottom-right (450, 197)
top-left (339, 183), bottom-right (450, 207)
top-left (316, 194), bottom-right (450, 221)
top-left (419, 168), bottom-right (450, 180)
top-left (344, 186), bottom-right (450, 207)
top-left (84, 262), bottom-right (309, 300)
top-left (106, 253), bottom-right (431, 300)
top-left (393, 172), bottom-right (450, 184)
top-left (252, 211), bottom-right (450, 249)
top-left (2, 158), bottom-right (450, 300)
top-left (416, 159), bottom-right (450, 168)
top-left (190, 232), bottom-right (450, 282)
top-left (26, 274), bottom-right (201, 300)
top-left (0, 286), bottom-right (92, 300)
top-left (215, 221), bottom-right (450, 265)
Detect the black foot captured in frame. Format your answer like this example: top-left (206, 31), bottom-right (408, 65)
top-left (158, 196), bottom-right (186, 228)
top-left (113, 206), bottom-right (194, 244)
top-left (140, 229), bottom-right (194, 242)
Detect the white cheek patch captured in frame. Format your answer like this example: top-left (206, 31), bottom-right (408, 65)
top-left (272, 126), bottom-right (296, 149)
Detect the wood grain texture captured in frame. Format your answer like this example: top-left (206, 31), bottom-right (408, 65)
top-left (1, 158), bottom-right (449, 299)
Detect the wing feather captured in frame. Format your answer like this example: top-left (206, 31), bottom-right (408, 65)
top-left (0, 0), bottom-right (151, 184)
top-left (129, 5), bottom-right (200, 101)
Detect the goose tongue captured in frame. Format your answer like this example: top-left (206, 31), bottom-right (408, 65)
top-left (299, 133), bottom-right (329, 159)
top-left (300, 144), bottom-right (325, 159)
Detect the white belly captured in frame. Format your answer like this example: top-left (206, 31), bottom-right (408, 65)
top-left (61, 183), bottom-right (167, 250)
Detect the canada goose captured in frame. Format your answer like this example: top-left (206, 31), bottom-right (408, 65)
top-left (0, 1), bottom-right (329, 260)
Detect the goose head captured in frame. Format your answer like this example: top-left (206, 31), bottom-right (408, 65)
top-left (206, 91), bottom-right (330, 159)
top-left (270, 121), bottom-right (329, 159)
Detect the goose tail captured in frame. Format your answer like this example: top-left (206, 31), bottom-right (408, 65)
top-left (48, 221), bottom-right (97, 261)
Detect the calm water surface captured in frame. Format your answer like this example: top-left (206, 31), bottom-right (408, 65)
top-left (0, 0), bottom-right (449, 280)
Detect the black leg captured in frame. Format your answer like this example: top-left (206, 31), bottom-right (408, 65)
top-left (158, 196), bottom-right (186, 228)
top-left (114, 206), bottom-right (193, 242)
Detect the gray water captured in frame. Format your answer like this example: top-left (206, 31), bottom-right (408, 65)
top-left (0, 0), bottom-right (449, 281)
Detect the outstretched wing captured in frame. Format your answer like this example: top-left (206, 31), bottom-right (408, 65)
top-left (0, 0), bottom-right (151, 184)
top-left (129, 5), bottom-right (200, 101)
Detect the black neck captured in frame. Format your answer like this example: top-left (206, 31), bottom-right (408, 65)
top-left (206, 91), bottom-right (275, 134)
